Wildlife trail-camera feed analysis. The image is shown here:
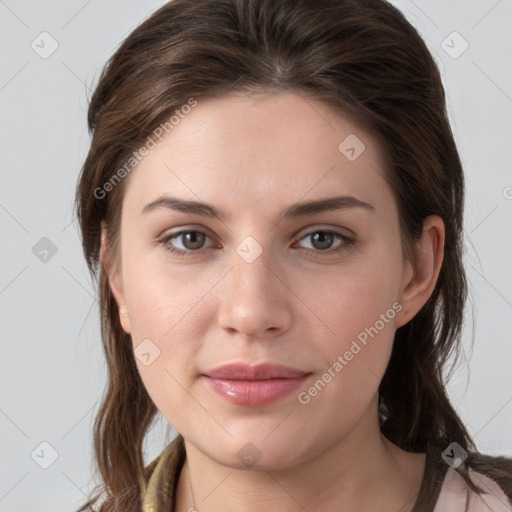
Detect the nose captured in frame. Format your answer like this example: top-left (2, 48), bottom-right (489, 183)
top-left (217, 248), bottom-right (293, 340)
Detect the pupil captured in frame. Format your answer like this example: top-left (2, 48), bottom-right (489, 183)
top-left (185, 232), bottom-right (204, 249)
top-left (313, 232), bottom-right (332, 250)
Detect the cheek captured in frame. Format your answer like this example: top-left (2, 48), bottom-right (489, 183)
top-left (295, 249), bottom-right (402, 345)
top-left (121, 246), bottom-right (204, 339)
top-left (125, 278), bottom-right (203, 429)
top-left (304, 273), bottom-right (397, 382)
top-left (120, 254), bottom-right (213, 411)
top-left (292, 244), bottom-right (401, 397)
top-left (295, 270), bottom-right (398, 432)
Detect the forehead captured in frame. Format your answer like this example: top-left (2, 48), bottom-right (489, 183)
top-left (123, 91), bottom-right (393, 216)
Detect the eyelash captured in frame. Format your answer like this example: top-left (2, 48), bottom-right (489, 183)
top-left (158, 229), bottom-right (355, 259)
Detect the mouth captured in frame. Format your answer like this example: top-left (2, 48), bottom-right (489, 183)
top-left (201, 362), bottom-right (312, 406)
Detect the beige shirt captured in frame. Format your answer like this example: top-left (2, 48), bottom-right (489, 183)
top-left (141, 435), bottom-right (512, 512)
top-left (433, 466), bottom-right (512, 511)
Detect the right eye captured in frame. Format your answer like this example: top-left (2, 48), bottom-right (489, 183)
top-left (159, 229), bottom-right (217, 258)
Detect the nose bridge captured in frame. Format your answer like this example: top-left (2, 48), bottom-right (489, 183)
top-left (234, 247), bottom-right (273, 293)
top-left (231, 239), bottom-right (279, 306)
top-left (226, 229), bottom-right (274, 288)
top-left (218, 238), bottom-right (291, 337)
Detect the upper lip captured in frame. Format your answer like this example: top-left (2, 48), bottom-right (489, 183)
top-left (204, 363), bottom-right (309, 380)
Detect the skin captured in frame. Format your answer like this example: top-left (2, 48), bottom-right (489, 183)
top-left (102, 91), bottom-right (444, 512)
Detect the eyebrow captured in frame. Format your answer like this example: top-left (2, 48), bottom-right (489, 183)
top-left (141, 194), bottom-right (375, 221)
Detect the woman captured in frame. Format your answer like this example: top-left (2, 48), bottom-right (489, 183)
top-left (74, 0), bottom-right (512, 511)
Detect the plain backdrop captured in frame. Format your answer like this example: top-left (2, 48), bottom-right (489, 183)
top-left (1, 0), bottom-right (511, 510)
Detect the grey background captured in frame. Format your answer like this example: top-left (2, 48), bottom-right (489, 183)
top-left (1, 0), bottom-right (511, 510)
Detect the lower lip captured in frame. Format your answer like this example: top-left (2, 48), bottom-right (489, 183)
top-left (203, 374), bottom-right (311, 406)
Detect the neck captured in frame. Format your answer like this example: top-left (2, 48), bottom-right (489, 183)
top-left (175, 398), bottom-right (425, 512)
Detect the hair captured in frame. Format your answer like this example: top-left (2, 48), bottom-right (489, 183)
top-left (74, 0), bottom-right (485, 510)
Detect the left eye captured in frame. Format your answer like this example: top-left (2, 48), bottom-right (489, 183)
top-left (295, 230), bottom-right (353, 253)
top-left (162, 230), bottom-right (215, 252)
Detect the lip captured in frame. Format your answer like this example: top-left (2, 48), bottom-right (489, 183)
top-left (202, 363), bottom-right (311, 406)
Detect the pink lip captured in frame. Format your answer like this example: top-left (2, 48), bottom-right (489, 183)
top-left (202, 363), bottom-right (311, 406)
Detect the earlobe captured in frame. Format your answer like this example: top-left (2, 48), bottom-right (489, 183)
top-left (395, 215), bottom-right (445, 329)
top-left (117, 304), bottom-right (131, 334)
top-left (100, 224), bottom-right (132, 334)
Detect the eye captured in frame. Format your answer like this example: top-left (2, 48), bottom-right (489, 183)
top-left (159, 229), bottom-right (216, 258)
top-left (294, 229), bottom-right (354, 255)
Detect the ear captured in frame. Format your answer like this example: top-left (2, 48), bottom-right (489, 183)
top-left (100, 223), bottom-right (132, 334)
top-left (394, 215), bottom-right (445, 329)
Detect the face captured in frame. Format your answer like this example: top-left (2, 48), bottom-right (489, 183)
top-left (105, 91), bottom-right (424, 470)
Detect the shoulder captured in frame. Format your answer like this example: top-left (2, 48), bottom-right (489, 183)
top-left (434, 452), bottom-right (512, 512)
top-left (141, 434), bottom-right (186, 510)
top-left (143, 434), bottom-right (185, 479)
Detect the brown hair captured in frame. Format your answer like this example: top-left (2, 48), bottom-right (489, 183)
top-left (75, 0), bottom-right (484, 510)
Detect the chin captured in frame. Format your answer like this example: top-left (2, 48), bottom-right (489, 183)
top-left (190, 430), bottom-right (316, 472)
